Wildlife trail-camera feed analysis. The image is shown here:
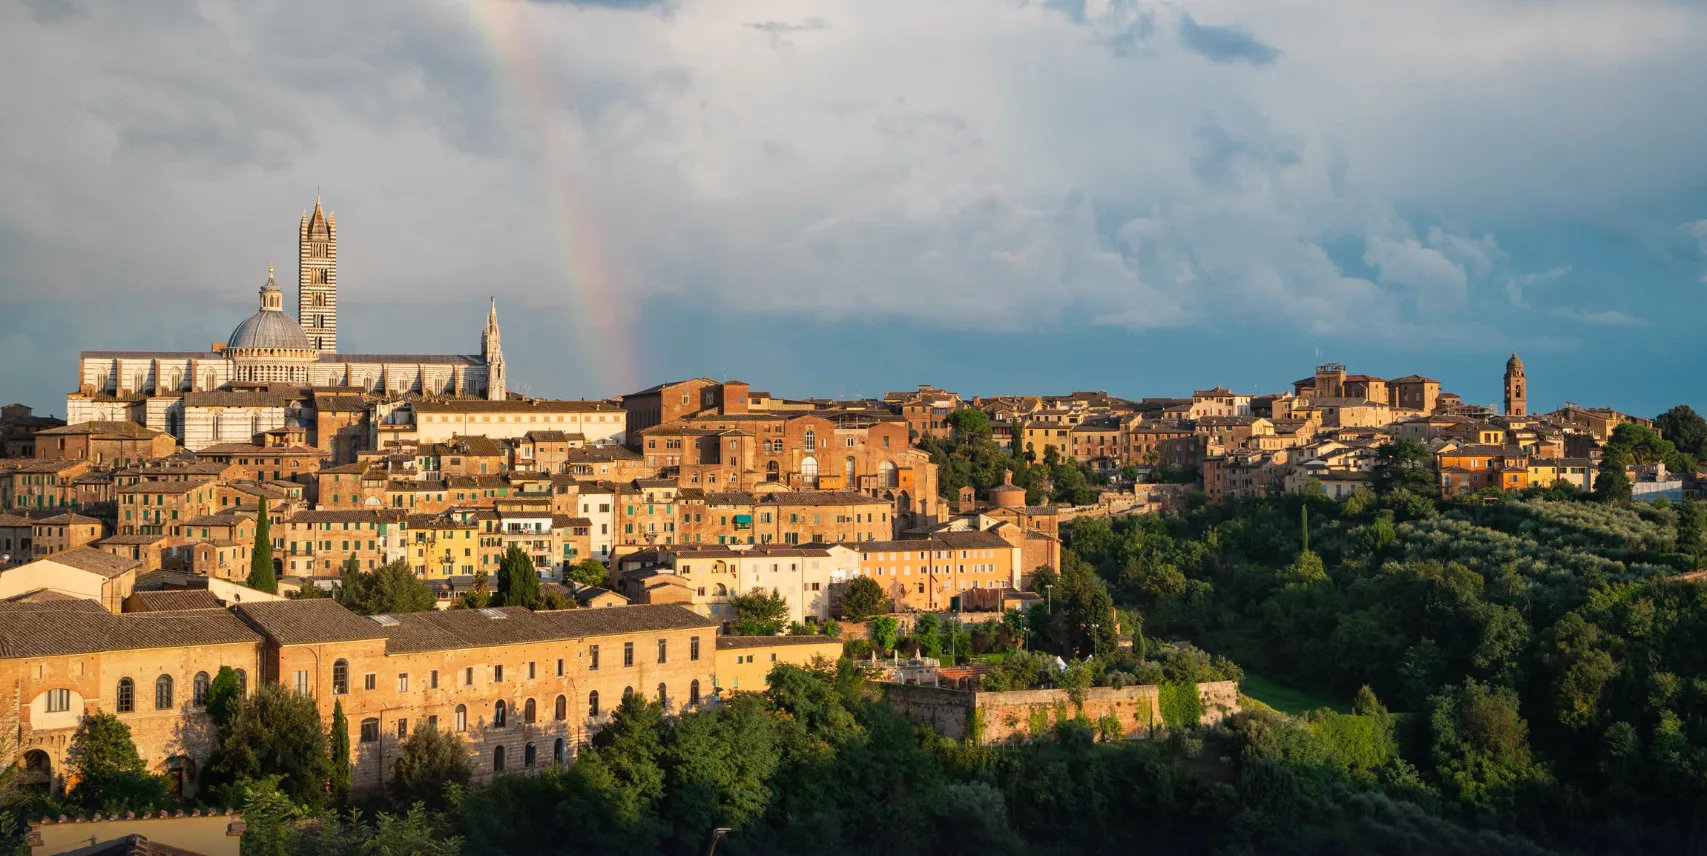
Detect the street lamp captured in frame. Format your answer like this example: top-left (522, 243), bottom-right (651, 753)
top-left (706, 827), bottom-right (732, 856)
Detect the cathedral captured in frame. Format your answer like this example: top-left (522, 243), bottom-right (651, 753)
top-left (66, 197), bottom-right (508, 450)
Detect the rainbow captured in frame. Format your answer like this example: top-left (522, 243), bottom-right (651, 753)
top-left (459, 0), bottom-right (639, 397)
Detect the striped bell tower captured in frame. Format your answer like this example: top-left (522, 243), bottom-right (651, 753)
top-left (298, 195), bottom-right (338, 352)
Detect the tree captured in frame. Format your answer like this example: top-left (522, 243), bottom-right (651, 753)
top-left (1656, 404), bottom-right (1707, 458)
top-left (495, 544), bottom-right (542, 609)
top-left (328, 700), bottom-right (352, 805)
top-left (839, 576), bottom-right (888, 621)
top-left (871, 615), bottom-right (899, 652)
top-left (567, 558), bottom-right (610, 589)
top-left (946, 408), bottom-right (992, 438)
top-left (67, 711), bottom-right (175, 813)
top-left (390, 722), bottom-right (473, 810)
top-left (460, 570), bottom-right (492, 609)
top-left (205, 666), bottom-right (242, 728)
top-left (731, 588), bottom-right (789, 636)
top-left (211, 682), bottom-right (333, 809)
top-left (1372, 438), bottom-right (1437, 497)
top-left (1595, 449), bottom-right (1631, 503)
top-left (248, 497), bottom-right (276, 594)
top-left (339, 559), bottom-right (436, 615)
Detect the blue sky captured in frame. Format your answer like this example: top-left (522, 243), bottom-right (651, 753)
top-left (2, 0), bottom-right (1704, 418)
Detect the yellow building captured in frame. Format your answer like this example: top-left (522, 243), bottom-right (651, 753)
top-left (714, 635), bottom-right (841, 694)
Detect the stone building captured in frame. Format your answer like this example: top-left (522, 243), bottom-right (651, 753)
top-left (231, 600), bottom-right (717, 788)
top-left (66, 198), bottom-right (510, 451)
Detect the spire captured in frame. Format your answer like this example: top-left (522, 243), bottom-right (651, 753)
top-left (483, 297), bottom-right (506, 401)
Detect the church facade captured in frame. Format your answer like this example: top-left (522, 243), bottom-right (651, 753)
top-left (66, 198), bottom-right (508, 450)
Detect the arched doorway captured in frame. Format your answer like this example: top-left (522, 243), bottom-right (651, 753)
top-left (20, 750), bottom-right (51, 793)
top-left (163, 755), bottom-right (196, 797)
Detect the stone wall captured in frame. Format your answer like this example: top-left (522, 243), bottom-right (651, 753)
top-left (882, 680), bottom-right (1240, 745)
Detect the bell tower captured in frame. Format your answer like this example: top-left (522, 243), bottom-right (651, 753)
top-left (298, 195), bottom-right (337, 352)
top-left (1503, 353), bottom-right (1526, 417)
top-left (482, 298), bottom-right (507, 401)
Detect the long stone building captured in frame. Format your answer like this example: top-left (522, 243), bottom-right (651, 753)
top-left (65, 198), bottom-right (509, 451)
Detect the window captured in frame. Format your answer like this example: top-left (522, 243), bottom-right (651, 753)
top-left (689, 680), bottom-right (701, 706)
top-left (623, 686), bottom-right (634, 700)
top-left (455, 705), bottom-right (467, 732)
top-left (528, 661), bottom-right (536, 680)
top-left (494, 700), bottom-right (507, 727)
top-left (588, 690), bottom-right (600, 717)
top-left (430, 670), bottom-right (439, 689)
top-left (360, 718), bottom-right (380, 742)
top-left (465, 667), bottom-right (474, 686)
top-left (690, 636), bottom-right (701, 661)
top-left (397, 718), bottom-right (408, 739)
top-left (155, 675), bottom-right (174, 710)
top-left (45, 688), bottom-right (71, 713)
top-left (117, 678), bottom-right (134, 713)
top-left (493, 745), bottom-right (506, 773)
top-left (397, 673), bottom-right (409, 692)
top-left (525, 742), bottom-right (537, 769)
top-left (657, 682), bottom-right (668, 708)
top-left (657, 639), bottom-right (668, 664)
top-left (193, 672), bottom-right (210, 706)
top-left (364, 673), bottom-right (376, 691)
top-left (294, 670), bottom-right (310, 694)
top-left (553, 738), bottom-right (566, 766)
top-left (554, 695), bottom-right (567, 721)
top-left (494, 665), bottom-right (504, 683)
top-left (236, 669), bottom-right (247, 696)
top-left (524, 698), bottom-right (537, 724)
top-left (589, 645), bottom-right (600, 670)
top-left (623, 642), bottom-right (634, 667)
top-left (556, 659), bottom-right (564, 677)
top-left (332, 660), bottom-right (349, 694)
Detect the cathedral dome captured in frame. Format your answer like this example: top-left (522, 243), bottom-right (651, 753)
top-left (228, 269), bottom-right (314, 351)
top-left (1506, 352), bottom-right (1523, 371)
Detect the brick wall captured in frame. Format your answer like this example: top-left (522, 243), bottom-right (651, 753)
top-left (882, 680), bottom-right (1240, 744)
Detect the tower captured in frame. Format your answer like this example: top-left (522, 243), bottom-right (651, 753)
top-left (298, 196), bottom-right (337, 352)
top-left (482, 297), bottom-right (507, 401)
top-left (1503, 352), bottom-right (1526, 417)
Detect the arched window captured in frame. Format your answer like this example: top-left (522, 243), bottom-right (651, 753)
top-left (133, 371), bottom-right (146, 393)
top-left (524, 698), bottom-right (536, 724)
top-left (204, 370), bottom-right (217, 391)
top-left (845, 456), bottom-right (856, 482)
top-left (524, 742), bottom-right (537, 769)
top-left (588, 691), bottom-right (600, 718)
top-left (455, 705), bottom-right (467, 732)
top-left (21, 750), bottom-right (50, 790)
top-left (690, 679), bottom-right (701, 706)
top-left (880, 461), bottom-right (897, 488)
top-left (803, 430), bottom-right (816, 452)
top-left (494, 700), bottom-right (507, 728)
top-left (234, 669), bottom-right (247, 696)
top-left (623, 686), bottom-right (633, 701)
top-left (332, 659), bottom-right (349, 695)
top-left (801, 456), bottom-right (819, 488)
top-left (554, 695), bottom-right (566, 721)
top-left (155, 675), bottom-right (174, 710)
top-left (766, 461), bottom-right (779, 481)
top-left (193, 672), bottom-right (210, 706)
top-left (116, 678), bottom-right (134, 713)
top-left (493, 745), bottom-right (506, 773)
top-left (553, 737), bottom-right (565, 766)
top-left (713, 583), bottom-right (728, 596)
top-left (658, 683), bottom-right (668, 708)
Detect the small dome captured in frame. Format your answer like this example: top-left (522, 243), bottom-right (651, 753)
top-left (1506, 352), bottom-right (1523, 370)
top-left (229, 309), bottom-right (312, 351)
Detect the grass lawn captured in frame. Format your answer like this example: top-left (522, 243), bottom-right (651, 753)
top-left (1239, 672), bottom-right (1349, 715)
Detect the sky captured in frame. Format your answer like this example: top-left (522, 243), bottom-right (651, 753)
top-left (2, 0), bottom-right (1705, 418)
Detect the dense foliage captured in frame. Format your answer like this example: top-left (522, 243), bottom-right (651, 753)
top-left (495, 544), bottom-right (543, 609)
top-left (249, 497), bottom-right (277, 593)
top-left (918, 409), bottom-right (1110, 506)
top-left (1062, 487), bottom-right (1707, 853)
top-left (336, 557), bottom-right (436, 615)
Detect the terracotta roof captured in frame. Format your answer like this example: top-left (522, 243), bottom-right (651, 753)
top-left (36, 421), bottom-right (161, 438)
top-left (2, 589), bottom-right (88, 605)
top-left (0, 607), bottom-right (260, 658)
top-left (378, 604), bottom-right (718, 654)
top-left (285, 509), bottom-right (406, 525)
top-left (931, 530), bottom-right (1014, 550)
top-left (412, 398), bottom-right (619, 413)
top-left (233, 599), bottom-right (391, 645)
top-left (126, 589), bottom-right (224, 612)
top-left (31, 546), bottom-right (140, 578)
top-left (758, 491), bottom-right (890, 506)
top-left (30, 512), bottom-right (101, 526)
top-left (716, 635), bottom-right (840, 650)
top-left (118, 480), bottom-right (213, 495)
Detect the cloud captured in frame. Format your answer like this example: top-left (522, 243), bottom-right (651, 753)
top-left (0, 0), bottom-right (1704, 408)
top-left (1179, 12), bottom-right (1281, 65)
top-left (1504, 265), bottom-right (1570, 308)
top-left (1547, 307), bottom-right (1645, 327)
top-left (1690, 219), bottom-right (1707, 282)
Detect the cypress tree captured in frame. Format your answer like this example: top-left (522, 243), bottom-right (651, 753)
top-left (248, 497), bottom-right (277, 593)
top-left (329, 699), bottom-right (352, 804)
